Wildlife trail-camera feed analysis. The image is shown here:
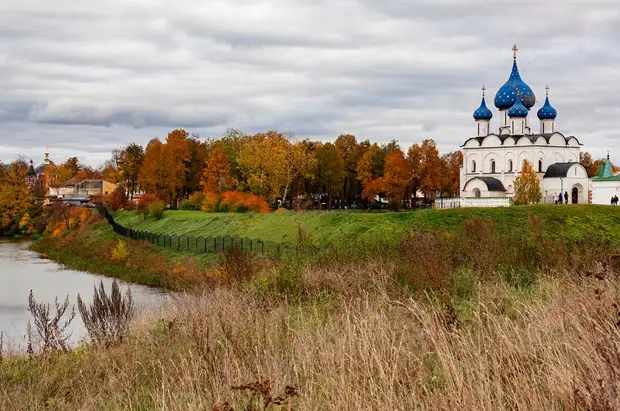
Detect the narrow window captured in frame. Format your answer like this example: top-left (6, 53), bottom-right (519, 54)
top-left (538, 160), bottom-right (543, 173)
top-left (491, 160), bottom-right (496, 174)
top-left (509, 160), bottom-right (513, 172)
top-left (472, 161), bottom-right (476, 172)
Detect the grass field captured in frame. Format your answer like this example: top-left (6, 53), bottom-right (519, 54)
top-left (114, 205), bottom-right (620, 246)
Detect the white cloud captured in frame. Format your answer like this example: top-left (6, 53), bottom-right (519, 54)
top-left (1, 0), bottom-right (620, 165)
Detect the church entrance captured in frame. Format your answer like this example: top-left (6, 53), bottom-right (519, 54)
top-left (572, 187), bottom-right (579, 204)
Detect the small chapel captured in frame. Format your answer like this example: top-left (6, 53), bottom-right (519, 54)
top-left (459, 45), bottom-right (590, 204)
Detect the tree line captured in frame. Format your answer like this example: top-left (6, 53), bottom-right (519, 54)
top-left (46, 129), bottom-right (463, 210)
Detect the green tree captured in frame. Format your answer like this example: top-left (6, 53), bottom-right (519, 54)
top-left (513, 160), bottom-right (542, 205)
top-left (118, 143), bottom-right (144, 199)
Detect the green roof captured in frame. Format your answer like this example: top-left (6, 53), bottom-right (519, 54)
top-left (594, 157), bottom-right (615, 179)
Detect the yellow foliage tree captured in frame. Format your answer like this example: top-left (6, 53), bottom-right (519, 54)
top-left (0, 160), bottom-right (33, 230)
top-left (202, 146), bottom-right (236, 193)
top-left (237, 131), bottom-right (287, 202)
top-left (513, 160), bottom-right (542, 205)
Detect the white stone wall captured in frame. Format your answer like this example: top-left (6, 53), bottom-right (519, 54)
top-left (591, 181), bottom-right (620, 205)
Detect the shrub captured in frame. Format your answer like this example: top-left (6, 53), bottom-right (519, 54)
top-left (27, 291), bottom-right (75, 353)
top-left (149, 200), bottom-right (165, 220)
top-left (202, 191), bottom-right (220, 213)
top-left (137, 193), bottom-right (157, 220)
top-left (111, 239), bottom-right (129, 261)
top-left (102, 186), bottom-right (128, 211)
top-left (218, 246), bottom-right (255, 284)
top-left (180, 192), bottom-right (205, 211)
top-left (77, 280), bottom-right (134, 346)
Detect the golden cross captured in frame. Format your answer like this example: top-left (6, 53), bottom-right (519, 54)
top-left (545, 85), bottom-right (550, 96)
top-left (481, 86), bottom-right (486, 97)
top-left (512, 44), bottom-right (518, 60)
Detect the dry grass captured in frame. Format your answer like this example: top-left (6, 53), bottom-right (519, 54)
top-left (2, 260), bottom-right (620, 410)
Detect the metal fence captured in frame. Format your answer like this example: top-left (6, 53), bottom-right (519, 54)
top-left (97, 206), bottom-right (290, 258)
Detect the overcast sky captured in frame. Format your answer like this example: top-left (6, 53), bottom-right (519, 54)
top-left (1, 0), bottom-right (619, 166)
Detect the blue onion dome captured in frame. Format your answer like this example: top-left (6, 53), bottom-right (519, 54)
top-left (507, 94), bottom-right (528, 117)
top-left (494, 60), bottom-right (536, 110)
top-left (473, 96), bottom-right (493, 120)
top-left (537, 95), bottom-right (557, 120)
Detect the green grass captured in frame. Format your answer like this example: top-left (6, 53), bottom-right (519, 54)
top-left (114, 205), bottom-right (620, 247)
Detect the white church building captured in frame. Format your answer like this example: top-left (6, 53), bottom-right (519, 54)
top-left (458, 46), bottom-right (592, 206)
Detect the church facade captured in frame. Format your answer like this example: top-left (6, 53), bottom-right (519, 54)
top-left (459, 46), bottom-right (590, 204)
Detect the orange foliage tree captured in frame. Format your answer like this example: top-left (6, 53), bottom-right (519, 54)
top-left (138, 138), bottom-right (169, 203)
top-left (202, 146), bottom-right (236, 193)
top-left (383, 149), bottom-right (412, 209)
top-left (164, 129), bottom-right (191, 207)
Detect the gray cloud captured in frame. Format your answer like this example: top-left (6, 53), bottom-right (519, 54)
top-left (1, 0), bottom-right (620, 166)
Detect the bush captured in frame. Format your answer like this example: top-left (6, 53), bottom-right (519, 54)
top-left (111, 239), bottom-right (129, 261)
top-left (149, 200), bottom-right (166, 220)
top-left (137, 193), bottom-right (157, 220)
top-left (180, 192), bottom-right (205, 211)
top-left (102, 186), bottom-right (128, 211)
top-left (77, 280), bottom-right (134, 346)
top-left (201, 191), bottom-right (269, 213)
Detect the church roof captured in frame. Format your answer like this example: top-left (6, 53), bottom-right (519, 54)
top-left (543, 163), bottom-right (578, 178)
top-left (537, 96), bottom-right (557, 120)
top-left (507, 94), bottom-right (528, 117)
top-left (465, 177), bottom-right (506, 192)
top-left (27, 161), bottom-right (37, 177)
top-left (592, 157), bottom-right (620, 180)
top-left (473, 96), bottom-right (493, 120)
top-left (494, 59), bottom-right (536, 110)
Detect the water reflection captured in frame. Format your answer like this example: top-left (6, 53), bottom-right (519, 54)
top-left (0, 239), bottom-right (168, 351)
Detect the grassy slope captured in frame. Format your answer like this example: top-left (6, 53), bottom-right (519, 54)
top-left (32, 218), bottom-right (218, 290)
top-left (114, 205), bottom-right (620, 246)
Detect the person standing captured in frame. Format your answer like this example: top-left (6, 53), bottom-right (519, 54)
top-left (564, 191), bottom-right (569, 204)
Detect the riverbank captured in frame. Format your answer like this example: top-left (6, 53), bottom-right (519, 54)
top-left (31, 212), bottom-right (220, 291)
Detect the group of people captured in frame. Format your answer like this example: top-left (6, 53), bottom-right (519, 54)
top-left (555, 191), bottom-right (569, 205)
top-left (611, 195), bottom-right (619, 205)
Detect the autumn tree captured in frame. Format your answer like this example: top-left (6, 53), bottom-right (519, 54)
top-left (440, 151), bottom-right (463, 198)
top-left (356, 144), bottom-right (386, 204)
top-left (282, 138), bottom-right (317, 207)
top-left (164, 129), bottom-right (191, 207)
top-left (579, 152), bottom-right (598, 177)
top-left (407, 143), bottom-right (422, 207)
top-left (0, 159), bottom-right (33, 231)
top-left (513, 160), bottom-right (542, 205)
top-left (417, 139), bottom-right (442, 199)
top-left (138, 138), bottom-right (168, 202)
top-left (382, 149), bottom-right (412, 209)
top-left (184, 136), bottom-right (209, 198)
top-left (314, 143), bottom-right (344, 209)
top-left (118, 143), bottom-right (144, 199)
top-left (202, 146), bottom-right (236, 193)
top-left (335, 134), bottom-right (366, 207)
top-left (237, 131), bottom-right (288, 203)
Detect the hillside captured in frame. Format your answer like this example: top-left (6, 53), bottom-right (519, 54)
top-left (113, 205), bottom-right (620, 246)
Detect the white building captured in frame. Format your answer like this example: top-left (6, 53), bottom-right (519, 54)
top-left (459, 45), bottom-right (590, 205)
top-left (590, 155), bottom-right (620, 205)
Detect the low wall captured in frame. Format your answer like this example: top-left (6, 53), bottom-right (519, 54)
top-left (435, 197), bottom-right (511, 209)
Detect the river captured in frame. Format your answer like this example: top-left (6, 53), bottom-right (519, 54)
top-left (0, 239), bottom-right (168, 351)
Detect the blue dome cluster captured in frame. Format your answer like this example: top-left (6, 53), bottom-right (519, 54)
top-left (473, 97), bottom-right (493, 120)
top-left (494, 61), bottom-right (536, 110)
top-left (537, 96), bottom-right (557, 120)
top-left (507, 94), bottom-right (528, 117)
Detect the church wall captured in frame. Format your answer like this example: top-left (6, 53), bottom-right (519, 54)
top-left (590, 181), bottom-right (620, 205)
top-left (461, 142), bottom-right (582, 197)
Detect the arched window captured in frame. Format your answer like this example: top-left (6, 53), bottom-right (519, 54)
top-left (472, 160), bottom-right (476, 172)
top-left (473, 188), bottom-right (481, 198)
top-left (508, 160), bottom-right (513, 172)
top-left (538, 160), bottom-right (543, 173)
top-left (491, 160), bottom-right (496, 174)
